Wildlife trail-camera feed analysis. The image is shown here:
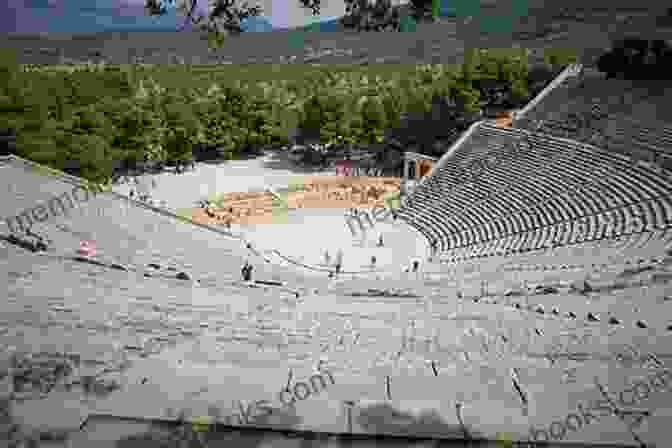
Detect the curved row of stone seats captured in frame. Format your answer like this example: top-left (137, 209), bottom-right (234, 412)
top-left (398, 122), bottom-right (671, 251)
top-left (0, 243), bottom-right (315, 374)
top-left (488, 230), bottom-right (672, 274)
top-left (463, 182), bottom-right (672, 250)
top-left (399, 126), bottom-right (602, 246)
top-left (432, 229), bottom-right (672, 296)
top-left (421, 173), bottom-right (646, 253)
top-left (494, 245), bottom-right (670, 280)
top-left (454, 277), bottom-right (672, 336)
top-left (438, 229), bottom-right (672, 290)
top-left (517, 79), bottom-right (672, 161)
top-left (443, 197), bottom-right (670, 257)
top-left (396, 192), bottom-right (446, 248)
top-left (509, 227), bottom-right (672, 268)
top-left (446, 174), bottom-right (672, 251)
top-left (536, 112), bottom-right (672, 162)
top-left (520, 112), bottom-right (672, 171)
top-left (397, 124), bottom-right (589, 249)
top-left (464, 131), bottom-right (667, 247)
top-left (590, 113), bottom-right (672, 159)
top-left (449, 197), bottom-right (671, 259)
top-left (438, 125), bottom-right (671, 237)
top-left (514, 66), bottom-right (669, 129)
top-left (443, 166), bottom-right (626, 247)
top-left (439, 204), bottom-right (672, 267)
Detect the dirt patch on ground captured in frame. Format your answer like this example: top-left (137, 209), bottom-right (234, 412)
top-left (187, 176), bottom-right (401, 226)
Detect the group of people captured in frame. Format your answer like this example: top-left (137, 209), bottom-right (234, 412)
top-left (6, 228), bottom-right (49, 253)
top-left (322, 233), bottom-right (387, 276)
top-left (404, 259), bottom-right (421, 273)
top-left (323, 249), bottom-right (344, 278)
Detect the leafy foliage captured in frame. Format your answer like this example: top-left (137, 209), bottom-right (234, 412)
top-left (145, 0), bottom-right (434, 39)
top-left (596, 37), bottom-right (672, 80)
top-left (3, 49), bottom-right (561, 184)
top-left (408, 0), bottom-right (434, 21)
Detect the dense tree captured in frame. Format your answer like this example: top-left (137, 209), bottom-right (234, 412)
top-left (408, 0), bottom-right (434, 21)
top-left (341, 0), bottom-right (404, 31)
top-left (596, 37), bottom-right (672, 80)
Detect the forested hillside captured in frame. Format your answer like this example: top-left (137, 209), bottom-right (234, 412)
top-left (0, 46), bottom-right (574, 185)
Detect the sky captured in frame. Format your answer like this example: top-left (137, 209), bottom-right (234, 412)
top-left (1, 0), bottom-right (354, 33)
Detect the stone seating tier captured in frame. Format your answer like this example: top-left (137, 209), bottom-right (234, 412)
top-left (441, 196), bottom-right (671, 263)
top-left (402, 136), bottom-right (592, 248)
top-left (399, 122), bottom-right (672, 251)
top-left (447, 175), bottom-right (664, 249)
top-left (459, 195), bottom-right (665, 250)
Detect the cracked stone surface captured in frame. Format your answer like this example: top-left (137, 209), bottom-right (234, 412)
top-left (1, 152), bottom-right (672, 447)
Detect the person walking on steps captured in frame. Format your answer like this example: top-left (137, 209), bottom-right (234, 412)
top-left (371, 255), bottom-right (377, 268)
top-left (377, 234), bottom-right (384, 247)
top-left (412, 259), bottom-right (420, 273)
top-left (324, 250), bottom-right (331, 266)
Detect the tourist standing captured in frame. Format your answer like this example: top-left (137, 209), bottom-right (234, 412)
top-left (335, 249), bottom-right (343, 276)
top-left (324, 250), bottom-right (331, 266)
top-left (241, 261), bottom-right (252, 282)
top-left (377, 234), bottom-right (384, 247)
